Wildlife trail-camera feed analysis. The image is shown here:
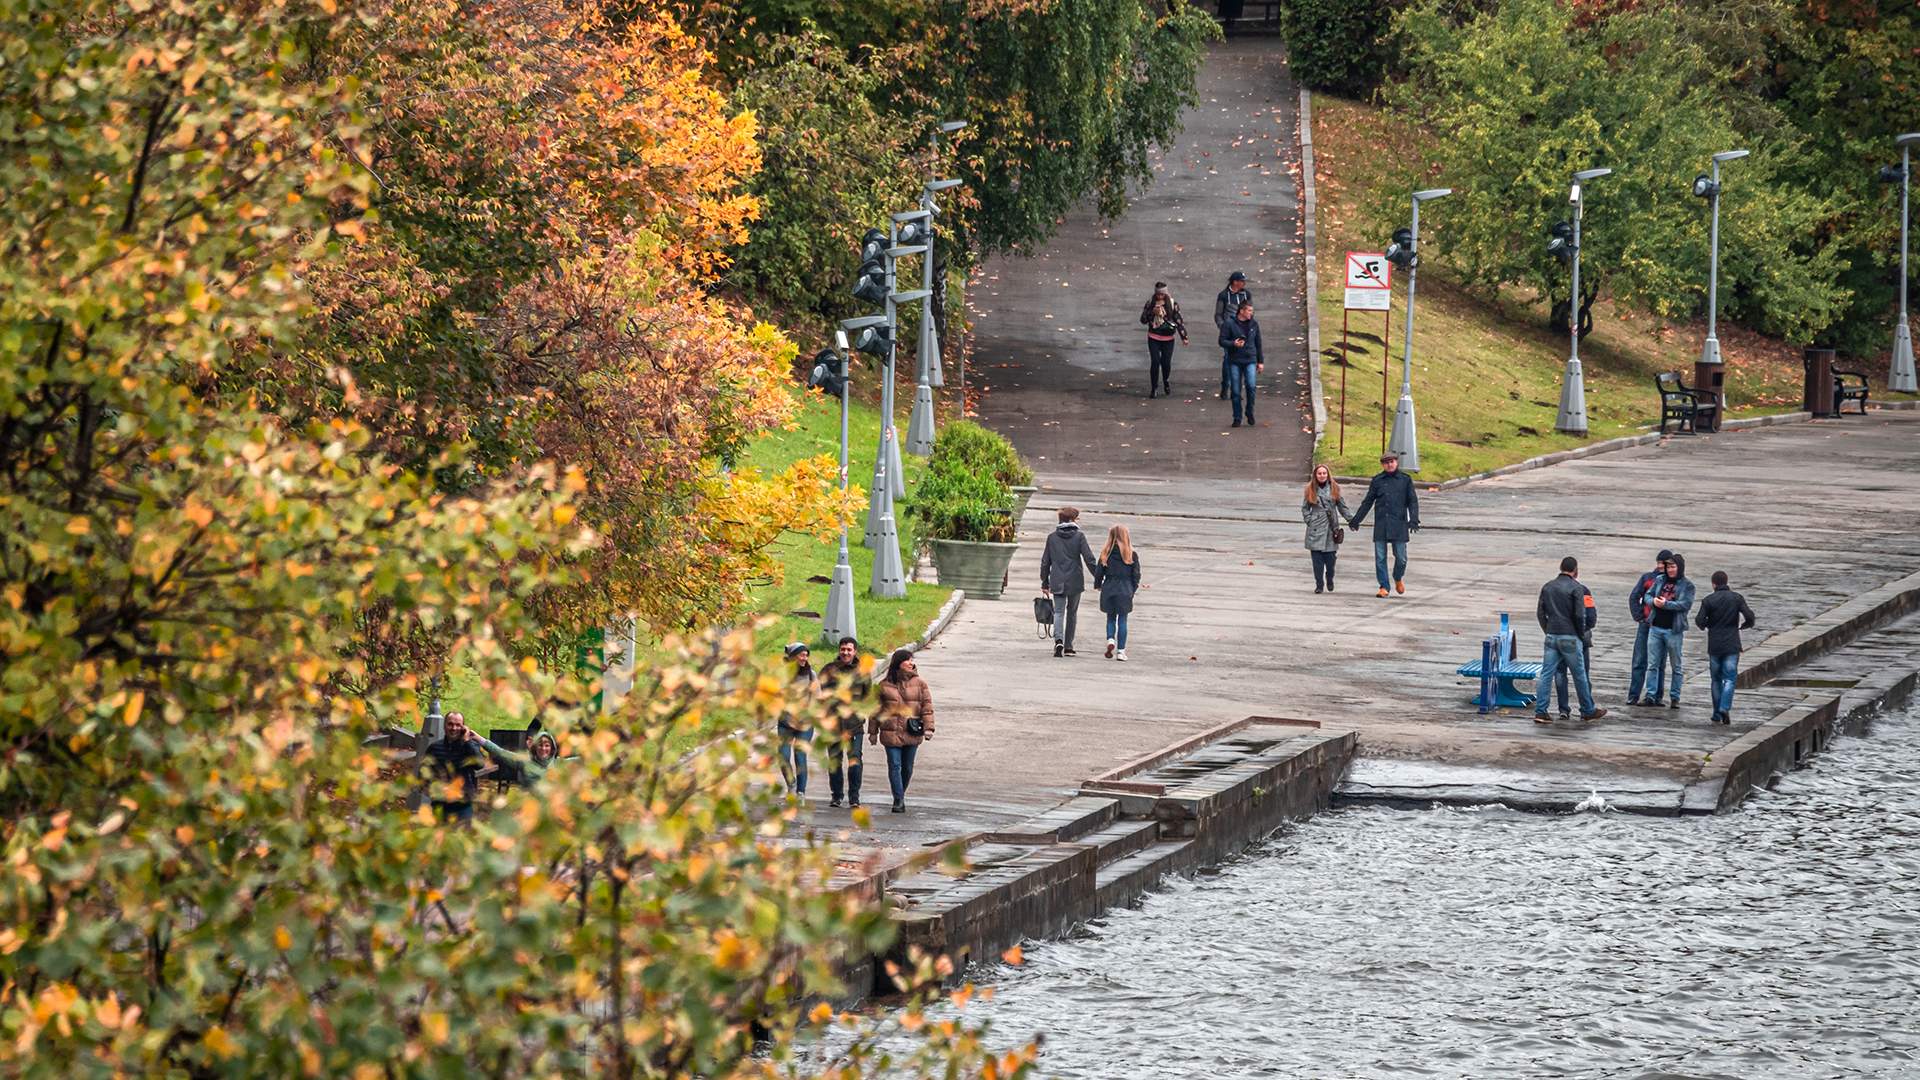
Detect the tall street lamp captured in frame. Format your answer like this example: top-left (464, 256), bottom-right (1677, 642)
top-left (1384, 187), bottom-right (1451, 472)
top-left (924, 120), bottom-right (966, 389)
top-left (1693, 149), bottom-right (1748, 367)
top-left (1885, 133), bottom-right (1920, 393)
top-left (894, 207), bottom-right (941, 457)
top-left (818, 326), bottom-right (871, 642)
top-left (1555, 167), bottom-right (1610, 436)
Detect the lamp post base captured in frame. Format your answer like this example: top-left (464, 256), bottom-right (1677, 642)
top-left (868, 513), bottom-right (907, 599)
top-left (863, 454), bottom-right (892, 549)
top-left (1892, 318), bottom-right (1917, 394)
top-left (1388, 392), bottom-right (1420, 472)
top-left (906, 383), bottom-right (936, 456)
top-left (823, 555), bottom-right (858, 643)
top-left (884, 426), bottom-right (906, 500)
top-left (1698, 335), bottom-right (1722, 367)
top-left (1555, 358), bottom-right (1589, 437)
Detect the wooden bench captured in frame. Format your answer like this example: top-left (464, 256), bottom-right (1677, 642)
top-left (1832, 368), bottom-right (1870, 415)
top-left (1655, 371), bottom-right (1718, 435)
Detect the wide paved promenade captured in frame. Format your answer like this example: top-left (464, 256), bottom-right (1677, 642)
top-left (843, 412), bottom-right (1920, 845)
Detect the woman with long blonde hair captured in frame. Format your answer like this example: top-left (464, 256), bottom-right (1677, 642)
top-left (1094, 524), bottom-right (1142, 661)
top-left (1302, 463), bottom-right (1350, 593)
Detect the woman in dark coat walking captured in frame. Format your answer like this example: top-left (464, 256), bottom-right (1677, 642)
top-left (870, 649), bottom-right (934, 813)
top-left (1140, 283), bottom-right (1188, 398)
top-left (1301, 464), bottom-right (1349, 594)
top-left (1094, 524), bottom-right (1141, 661)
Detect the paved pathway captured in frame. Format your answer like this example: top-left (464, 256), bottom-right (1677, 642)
top-left (965, 37), bottom-right (1312, 480)
top-left (806, 412), bottom-right (1920, 848)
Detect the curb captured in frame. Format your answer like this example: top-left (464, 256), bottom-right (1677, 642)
top-left (1735, 568), bottom-right (1920, 689)
top-left (1336, 400), bottom-right (1920, 490)
top-left (1297, 87), bottom-right (1326, 449)
top-left (876, 588), bottom-right (966, 679)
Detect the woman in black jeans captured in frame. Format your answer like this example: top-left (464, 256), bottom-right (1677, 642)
top-left (1301, 464), bottom-right (1350, 593)
top-left (1139, 283), bottom-right (1188, 398)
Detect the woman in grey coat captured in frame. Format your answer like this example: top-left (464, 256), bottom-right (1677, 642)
top-left (1302, 464), bottom-right (1350, 594)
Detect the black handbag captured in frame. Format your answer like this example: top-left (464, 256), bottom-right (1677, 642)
top-left (905, 717), bottom-right (926, 738)
top-left (1033, 594), bottom-right (1054, 636)
top-left (1326, 505), bottom-right (1344, 546)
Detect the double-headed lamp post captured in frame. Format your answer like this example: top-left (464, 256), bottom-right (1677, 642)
top-left (821, 323), bottom-right (879, 642)
top-left (1384, 187), bottom-right (1452, 472)
top-left (907, 175), bottom-right (964, 453)
top-left (1693, 149), bottom-right (1748, 367)
top-left (924, 120), bottom-right (966, 390)
top-left (1555, 167), bottom-right (1611, 436)
top-left (1886, 133), bottom-right (1920, 393)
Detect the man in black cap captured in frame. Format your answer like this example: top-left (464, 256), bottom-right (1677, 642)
top-left (1625, 548), bottom-right (1673, 705)
top-left (1213, 271), bottom-right (1251, 399)
top-left (1345, 452), bottom-right (1420, 598)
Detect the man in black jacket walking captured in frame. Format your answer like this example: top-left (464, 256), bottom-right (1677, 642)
top-left (1695, 571), bottom-right (1757, 725)
top-left (1213, 271), bottom-right (1251, 399)
top-left (1217, 301), bottom-right (1264, 427)
top-left (1040, 506), bottom-right (1099, 657)
top-left (1346, 453), bottom-right (1421, 598)
top-left (1534, 557), bottom-right (1607, 723)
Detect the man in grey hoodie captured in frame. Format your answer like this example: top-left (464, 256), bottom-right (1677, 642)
top-left (1040, 506), bottom-right (1099, 657)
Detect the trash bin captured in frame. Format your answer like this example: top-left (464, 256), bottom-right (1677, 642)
top-left (1693, 360), bottom-right (1725, 432)
top-left (1804, 347), bottom-right (1836, 416)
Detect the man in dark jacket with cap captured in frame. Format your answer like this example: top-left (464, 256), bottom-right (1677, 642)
top-left (1694, 571), bottom-right (1757, 725)
top-left (1625, 549), bottom-right (1673, 705)
top-left (1534, 557), bottom-right (1606, 723)
top-left (1217, 301), bottom-right (1264, 427)
top-left (1040, 506), bottom-right (1099, 657)
top-left (1346, 453), bottom-right (1421, 598)
top-left (1214, 271), bottom-right (1251, 399)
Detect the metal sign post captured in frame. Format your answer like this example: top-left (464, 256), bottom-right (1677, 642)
top-left (1343, 252), bottom-right (1391, 461)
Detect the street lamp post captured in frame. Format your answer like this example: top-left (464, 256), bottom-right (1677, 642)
top-left (1556, 167), bottom-right (1611, 436)
top-left (925, 120), bottom-right (966, 390)
top-left (1889, 133), bottom-right (1920, 393)
top-left (897, 207), bottom-right (943, 457)
top-left (1385, 187), bottom-right (1452, 472)
top-left (1694, 149), bottom-right (1748, 367)
top-left (823, 324), bottom-right (878, 642)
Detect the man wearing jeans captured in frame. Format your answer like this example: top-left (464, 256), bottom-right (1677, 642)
top-left (1695, 570), bottom-right (1756, 725)
top-left (1534, 557), bottom-right (1607, 723)
top-left (1346, 453), bottom-right (1420, 598)
top-left (1625, 549), bottom-right (1673, 705)
top-left (1213, 271), bottom-right (1252, 399)
top-left (1040, 506), bottom-right (1098, 657)
top-left (1638, 552), bottom-right (1695, 708)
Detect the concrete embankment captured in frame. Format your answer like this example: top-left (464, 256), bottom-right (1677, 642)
top-left (860, 722), bottom-right (1352, 991)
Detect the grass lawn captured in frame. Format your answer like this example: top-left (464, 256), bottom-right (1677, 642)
top-left (1310, 94), bottom-right (1911, 480)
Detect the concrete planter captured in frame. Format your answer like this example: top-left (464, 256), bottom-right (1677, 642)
top-left (1009, 485), bottom-right (1039, 524)
top-left (930, 539), bottom-right (1019, 600)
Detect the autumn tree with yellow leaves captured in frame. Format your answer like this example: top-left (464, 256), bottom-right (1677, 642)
top-left (0, 0), bottom-right (1025, 1075)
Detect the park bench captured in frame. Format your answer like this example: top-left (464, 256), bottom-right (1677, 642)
top-left (1456, 613), bottom-right (1540, 711)
top-left (1655, 370), bottom-right (1718, 435)
top-left (1832, 367), bottom-right (1871, 415)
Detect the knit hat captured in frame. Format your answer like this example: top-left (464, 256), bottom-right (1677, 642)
top-left (783, 642), bottom-right (810, 660)
top-left (1228, 271), bottom-right (1247, 284)
top-left (1656, 549), bottom-right (1674, 562)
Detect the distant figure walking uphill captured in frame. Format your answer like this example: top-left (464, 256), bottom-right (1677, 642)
top-left (1041, 506), bottom-right (1099, 658)
top-left (1095, 524), bottom-right (1141, 661)
top-left (1217, 301), bottom-right (1264, 428)
top-left (1213, 271), bottom-right (1251, 400)
top-left (1346, 453), bottom-right (1420, 598)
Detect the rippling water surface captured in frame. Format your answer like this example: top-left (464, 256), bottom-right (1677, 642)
top-left (969, 705), bottom-right (1920, 1079)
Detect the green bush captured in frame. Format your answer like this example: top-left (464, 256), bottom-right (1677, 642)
top-left (1283, 0), bottom-right (1393, 97)
top-left (926, 419), bottom-right (1035, 488)
top-left (908, 460), bottom-right (1017, 544)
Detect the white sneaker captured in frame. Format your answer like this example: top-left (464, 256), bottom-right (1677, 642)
top-left (1115, 649), bottom-right (1128, 662)
top-left (1104, 638), bottom-right (1116, 658)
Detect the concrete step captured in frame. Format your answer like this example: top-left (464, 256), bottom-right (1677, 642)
top-left (1080, 819), bottom-right (1162, 867)
top-left (1094, 839), bottom-right (1197, 911)
top-left (980, 794), bottom-right (1117, 845)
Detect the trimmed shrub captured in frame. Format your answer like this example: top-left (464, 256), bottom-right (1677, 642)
top-left (908, 454), bottom-right (1017, 544)
top-left (1283, 0), bottom-right (1393, 97)
top-left (925, 419), bottom-right (1035, 488)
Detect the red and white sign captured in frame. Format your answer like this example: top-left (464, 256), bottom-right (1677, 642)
top-left (1344, 251), bottom-right (1391, 311)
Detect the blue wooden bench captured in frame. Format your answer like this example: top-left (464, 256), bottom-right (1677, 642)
top-left (1457, 614), bottom-right (1540, 710)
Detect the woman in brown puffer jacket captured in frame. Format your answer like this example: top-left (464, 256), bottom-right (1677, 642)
top-left (870, 648), bottom-right (934, 813)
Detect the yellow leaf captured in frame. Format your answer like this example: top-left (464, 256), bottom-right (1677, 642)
top-left (122, 690), bottom-right (144, 727)
top-left (274, 926), bottom-right (292, 951)
top-left (1001, 945), bottom-right (1024, 966)
top-left (64, 516), bottom-right (90, 535)
top-left (183, 498), bottom-right (213, 528)
top-left (552, 504), bottom-right (576, 526)
top-left (94, 994), bottom-right (122, 1029)
top-left (421, 1012), bottom-right (448, 1046)
top-left (808, 1002), bottom-right (833, 1025)
top-left (204, 1026), bottom-right (238, 1059)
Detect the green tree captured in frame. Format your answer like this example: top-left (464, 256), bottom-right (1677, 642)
top-left (1385, 0), bottom-right (1849, 342)
top-left (1281, 0), bottom-right (1396, 97)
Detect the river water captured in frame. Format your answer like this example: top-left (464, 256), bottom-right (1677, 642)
top-left (969, 705), bottom-right (1920, 1079)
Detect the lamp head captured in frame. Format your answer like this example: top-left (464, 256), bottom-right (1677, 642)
top-left (1881, 164), bottom-right (1908, 185)
top-left (895, 219), bottom-right (929, 246)
top-left (1547, 220), bottom-right (1575, 263)
top-left (1896, 133), bottom-right (1920, 148)
top-left (1384, 227), bottom-right (1417, 268)
top-left (1712, 149), bottom-right (1750, 163)
top-left (939, 120), bottom-right (968, 134)
top-left (1573, 167), bottom-right (1612, 182)
top-left (859, 228), bottom-right (889, 263)
top-left (926, 178), bottom-right (964, 192)
top-left (1692, 173), bottom-right (1719, 199)
top-left (849, 324), bottom-right (893, 358)
top-left (807, 347), bottom-right (848, 396)
top-left (851, 258), bottom-right (888, 304)
top-left (1412, 187), bottom-right (1453, 203)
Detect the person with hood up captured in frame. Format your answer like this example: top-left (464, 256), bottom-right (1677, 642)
top-left (1625, 548), bottom-right (1674, 705)
top-left (1346, 452), bottom-right (1421, 598)
top-left (1040, 506), bottom-right (1099, 657)
top-left (1140, 283), bottom-right (1188, 398)
top-left (1217, 300), bottom-right (1264, 427)
top-left (1213, 271), bottom-right (1252, 399)
top-left (1638, 552), bottom-right (1695, 708)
